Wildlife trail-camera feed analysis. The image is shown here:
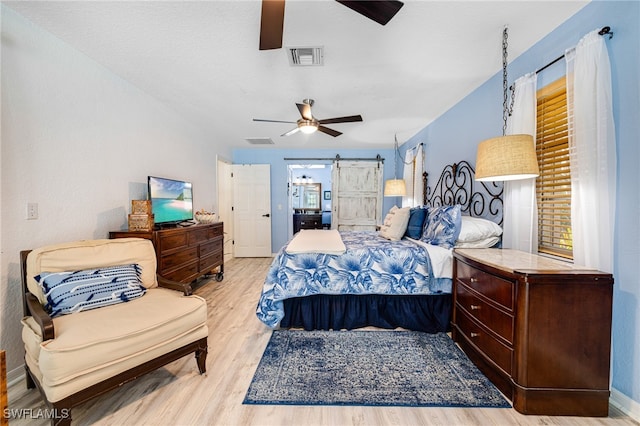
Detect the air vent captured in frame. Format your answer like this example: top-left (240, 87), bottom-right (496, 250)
top-left (245, 137), bottom-right (275, 145)
top-left (288, 46), bottom-right (324, 66)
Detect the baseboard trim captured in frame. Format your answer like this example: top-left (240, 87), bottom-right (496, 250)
top-left (7, 365), bottom-right (25, 389)
top-left (611, 387), bottom-right (640, 422)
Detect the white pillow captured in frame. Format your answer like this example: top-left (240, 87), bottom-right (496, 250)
top-left (455, 236), bottom-right (501, 248)
top-left (456, 216), bottom-right (502, 243)
top-left (379, 206), bottom-right (411, 241)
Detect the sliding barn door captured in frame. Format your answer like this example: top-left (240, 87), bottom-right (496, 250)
top-left (331, 161), bottom-right (383, 231)
top-left (232, 164), bottom-right (272, 257)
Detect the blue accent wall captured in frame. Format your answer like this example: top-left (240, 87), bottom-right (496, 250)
top-left (233, 148), bottom-right (397, 253)
top-left (401, 0), bottom-right (640, 406)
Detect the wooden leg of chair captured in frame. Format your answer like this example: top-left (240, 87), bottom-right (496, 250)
top-left (25, 366), bottom-right (36, 390)
top-left (195, 342), bottom-right (207, 374)
top-left (51, 402), bottom-right (71, 426)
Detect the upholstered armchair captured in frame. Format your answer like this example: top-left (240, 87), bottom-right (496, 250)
top-left (20, 238), bottom-right (208, 425)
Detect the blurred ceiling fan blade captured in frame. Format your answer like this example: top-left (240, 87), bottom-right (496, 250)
top-left (282, 127), bottom-right (300, 137)
top-left (259, 0), bottom-right (285, 50)
top-left (318, 115), bottom-right (363, 125)
top-left (253, 118), bottom-right (296, 123)
top-left (335, 0), bottom-right (404, 26)
top-left (317, 126), bottom-right (342, 137)
top-left (296, 103), bottom-right (313, 120)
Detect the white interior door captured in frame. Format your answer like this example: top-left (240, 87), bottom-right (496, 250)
top-left (217, 156), bottom-right (233, 262)
top-left (332, 161), bottom-right (383, 231)
top-left (232, 164), bottom-right (272, 257)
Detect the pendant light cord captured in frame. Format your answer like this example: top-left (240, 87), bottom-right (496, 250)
top-left (502, 27), bottom-right (509, 137)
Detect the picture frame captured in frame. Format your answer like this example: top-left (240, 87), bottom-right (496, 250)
top-left (324, 191), bottom-right (331, 200)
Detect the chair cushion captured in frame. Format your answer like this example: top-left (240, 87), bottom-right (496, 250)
top-left (26, 238), bottom-right (157, 305)
top-left (22, 287), bottom-right (207, 389)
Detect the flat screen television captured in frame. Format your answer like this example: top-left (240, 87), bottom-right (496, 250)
top-left (148, 176), bottom-right (193, 226)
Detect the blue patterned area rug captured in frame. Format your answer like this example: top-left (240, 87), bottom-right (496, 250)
top-left (243, 330), bottom-right (511, 408)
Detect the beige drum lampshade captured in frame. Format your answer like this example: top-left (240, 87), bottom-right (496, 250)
top-left (383, 179), bottom-right (406, 196)
top-left (475, 134), bottom-right (540, 181)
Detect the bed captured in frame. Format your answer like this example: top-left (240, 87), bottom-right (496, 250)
top-left (256, 161), bottom-right (503, 332)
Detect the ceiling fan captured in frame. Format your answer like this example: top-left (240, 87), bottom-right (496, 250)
top-left (260, 0), bottom-right (404, 50)
top-left (253, 99), bottom-right (363, 137)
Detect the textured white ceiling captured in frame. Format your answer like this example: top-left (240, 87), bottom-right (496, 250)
top-left (4, 0), bottom-right (588, 150)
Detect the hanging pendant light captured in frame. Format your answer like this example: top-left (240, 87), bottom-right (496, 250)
top-left (475, 27), bottom-right (539, 182)
top-left (384, 134), bottom-right (407, 196)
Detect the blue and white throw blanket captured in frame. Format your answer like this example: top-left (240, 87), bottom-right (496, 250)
top-left (256, 231), bottom-right (452, 328)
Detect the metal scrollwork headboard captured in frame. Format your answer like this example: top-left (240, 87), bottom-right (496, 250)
top-left (423, 161), bottom-right (503, 225)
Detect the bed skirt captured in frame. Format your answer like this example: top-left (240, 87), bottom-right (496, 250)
top-left (280, 293), bottom-right (452, 333)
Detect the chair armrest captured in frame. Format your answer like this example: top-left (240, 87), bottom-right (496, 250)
top-left (157, 275), bottom-right (193, 296)
top-left (25, 293), bottom-right (55, 341)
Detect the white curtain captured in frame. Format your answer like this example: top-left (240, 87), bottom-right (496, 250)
top-left (503, 73), bottom-right (538, 252)
top-left (566, 30), bottom-right (616, 273)
top-left (402, 144), bottom-right (424, 207)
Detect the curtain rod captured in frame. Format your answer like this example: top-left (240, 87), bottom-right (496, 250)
top-left (535, 26), bottom-right (613, 75)
top-left (509, 26), bottom-right (612, 90)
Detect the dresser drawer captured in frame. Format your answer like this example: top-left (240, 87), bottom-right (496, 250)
top-left (162, 260), bottom-right (199, 283)
top-left (200, 240), bottom-right (221, 257)
top-left (160, 247), bottom-right (198, 271)
top-left (208, 224), bottom-right (223, 239)
top-left (456, 261), bottom-right (514, 311)
top-left (157, 232), bottom-right (188, 251)
top-left (188, 227), bottom-right (210, 245)
top-left (200, 251), bottom-right (223, 272)
top-left (456, 283), bottom-right (514, 344)
top-left (456, 309), bottom-right (513, 376)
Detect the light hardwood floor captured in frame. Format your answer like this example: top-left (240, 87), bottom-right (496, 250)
top-left (8, 257), bottom-right (638, 426)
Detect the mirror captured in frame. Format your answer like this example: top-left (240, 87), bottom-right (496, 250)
top-left (292, 183), bottom-right (321, 211)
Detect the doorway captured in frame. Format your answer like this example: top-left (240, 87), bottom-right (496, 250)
top-left (287, 164), bottom-right (332, 237)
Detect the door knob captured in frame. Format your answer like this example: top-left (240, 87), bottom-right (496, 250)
top-left (262, 213), bottom-right (270, 217)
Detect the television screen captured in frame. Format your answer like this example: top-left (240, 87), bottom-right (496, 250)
top-left (148, 176), bottom-right (193, 225)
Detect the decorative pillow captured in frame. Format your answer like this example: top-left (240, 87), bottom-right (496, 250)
top-left (35, 264), bottom-right (146, 317)
top-left (379, 206), bottom-right (411, 241)
top-left (456, 216), bottom-right (503, 244)
top-left (404, 206), bottom-right (428, 239)
top-left (420, 204), bottom-right (462, 249)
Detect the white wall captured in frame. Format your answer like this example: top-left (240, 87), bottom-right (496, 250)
top-left (0, 6), bottom-right (227, 374)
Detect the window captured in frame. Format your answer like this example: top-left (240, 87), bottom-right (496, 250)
top-left (536, 78), bottom-right (573, 259)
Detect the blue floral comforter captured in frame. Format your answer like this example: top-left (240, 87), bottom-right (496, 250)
top-left (256, 231), bottom-right (452, 328)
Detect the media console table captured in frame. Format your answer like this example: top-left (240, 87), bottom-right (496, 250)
top-left (452, 248), bottom-right (613, 417)
top-left (110, 222), bottom-right (223, 284)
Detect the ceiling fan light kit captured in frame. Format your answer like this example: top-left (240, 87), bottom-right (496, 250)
top-left (298, 120), bottom-right (319, 134)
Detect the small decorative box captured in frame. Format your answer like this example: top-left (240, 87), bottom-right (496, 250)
top-left (131, 200), bottom-right (152, 215)
top-left (128, 214), bottom-right (154, 232)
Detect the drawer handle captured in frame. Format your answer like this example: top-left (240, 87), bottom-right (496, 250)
top-left (470, 332), bottom-right (480, 338)
top-left (470, 277), bottom-right (478, 283)
top-left (470, 305), bottom-right (481, 310)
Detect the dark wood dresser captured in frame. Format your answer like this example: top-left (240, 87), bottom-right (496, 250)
top-left (293, 213), bottom-right (322, 234)
top-left (110, 222), bottom-right (224, 284)
top-left (452, 248), bottom-right (613, 417)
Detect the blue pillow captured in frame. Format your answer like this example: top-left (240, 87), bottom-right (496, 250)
top-left (404, 207), bottom-right (428, 239)
top-left (35, 264), bottom-right (146, 317)
top-left (421, 205), bottom-right (462, 249)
